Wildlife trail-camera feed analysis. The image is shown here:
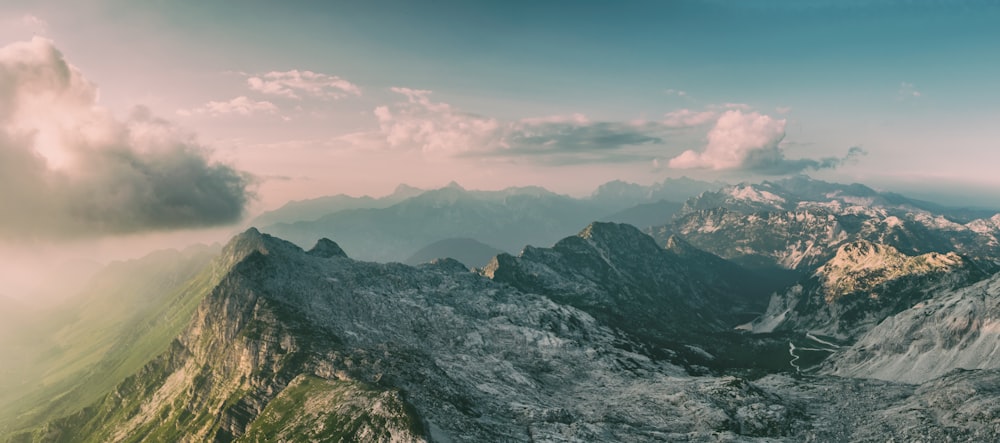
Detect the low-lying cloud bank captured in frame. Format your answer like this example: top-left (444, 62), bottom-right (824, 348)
top-left (0, 38), bottom-right (252, 240)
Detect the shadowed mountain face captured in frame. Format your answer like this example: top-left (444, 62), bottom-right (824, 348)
top-left (481, 222), bottom-right (775, 342)
top-left (600, 199), bottom-right (684, 230)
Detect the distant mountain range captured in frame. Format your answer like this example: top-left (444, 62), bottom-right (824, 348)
top-left (249, 183), bottom-right (425, 227)
top-left (651, 176), bottom-right (1000, 271)
top-left (5, 175), bottom-right (1000, 441)
top-left (404, 238), bottom-right (505, 268)
top-left (261, 178), bottom-right (719, 263)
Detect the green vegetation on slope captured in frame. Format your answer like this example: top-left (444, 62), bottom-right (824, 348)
top-left (0, 246), bottom-right (221, 438)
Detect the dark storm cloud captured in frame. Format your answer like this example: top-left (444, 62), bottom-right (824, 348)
top-left (0, 38), bottom-right (252, 240)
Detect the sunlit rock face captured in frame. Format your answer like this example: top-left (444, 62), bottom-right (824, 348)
top-left (651, 178), bottom-right (1000, 272)
top-left (750, 240), bottom-right (984, 341)
top-left (824, 273), bottom-right (1000, 384)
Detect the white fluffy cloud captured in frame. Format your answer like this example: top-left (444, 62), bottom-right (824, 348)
top-left (247, 69), bottom-right (361, 99)
top-left (662, 109), bottom-right (716, 128)
top-left (669, 110), bottom-right (787, 170)
top-left (0, 38), bottom-right (252, 239)
top-left (669, 110), bottom-right (863, 174)
top-left (372, 88), bottom-right (674, 163)
top-left (374, 87), bottom-right (502, 155)
top-left (178, 96), bottom-right (278, 117)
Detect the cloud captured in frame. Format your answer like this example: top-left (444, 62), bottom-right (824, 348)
top-left (898, 82), bottom-right (922, 100)
top-left (20, 14), bottom-right (48, 31)
top-left (0, 38), bottom-right (252, 240)
top-left (668, 110), bottom-right (862, 175)
top-left (247, 70), bottom-right (361, 99)
top-left (371, 88), bottom-right (702, 164)
top-left (662, 109), bottom-right (716, 128)
top-left (177, 96), bottom-right (278, 117)
top-left (374, 87), bottom-right (502, 155)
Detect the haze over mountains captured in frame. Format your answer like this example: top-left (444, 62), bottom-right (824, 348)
top-left (4, 176), bottom-right (1000, 441)
top-left (258, 177), bottom-right (718, 263)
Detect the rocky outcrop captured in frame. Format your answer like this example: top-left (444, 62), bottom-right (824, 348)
top-left (823, 273), bottom-right (1000, 383)
top-left (751, 240), bottom-right (985, 341)
top-left (482, 222), bottom-right (774, 342)
top-left (650, 178), bottom-right (1000, 272)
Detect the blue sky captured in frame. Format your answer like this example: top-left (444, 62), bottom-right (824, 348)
top-left (2, 0), bottom-right (1000, 211)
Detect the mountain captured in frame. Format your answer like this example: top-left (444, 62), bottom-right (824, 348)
top-left (0, 244), bottom-right (221, 435)
top-left (754, 369), bottom-right (1000, 441)
top-left (651, 177), bottom-right (1000, 271)
top-left (600, 199), bottom-right (684, 230)
top-left (750, 240), bottom-right (989, 341)
top-left (822, 272), bottom-right (1000, 383)
top-left (481, 223), bottom-right (779, 345)
top-left (22, 229), bottom-right (804, 442)
top-left (10, 227), bottom-right (1000, 441)
top-left (263, 184), bottom-right (607, 262)
top-left (404, 238), bottom-right (506, 268)
top-left (249, 183), bottom-right (424, 227)
top-left (589, 177), bottom-right (724, 209)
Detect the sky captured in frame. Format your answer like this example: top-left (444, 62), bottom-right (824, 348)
top-left (1, 0), bottom-right (1000, 296)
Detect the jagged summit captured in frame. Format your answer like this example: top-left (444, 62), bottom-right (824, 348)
top-left (220, 227), bottom-right (268, 261)
top-left (219, 227), bottom-right (306, 270)
top-left (664, 234), bottom-right (698, 255)
top-left (818, 240), bottom-right (964, 303)
top-left (572, 221), bottom-right (664, 257)
top-left (307, 238), bottom-right (348, 259)
top-left (391, 183), bottom-right (423, 196)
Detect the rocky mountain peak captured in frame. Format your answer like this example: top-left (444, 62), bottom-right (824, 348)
top-left (220, 227), bottom-right (269, 263)
top-left (573, 221), bottom-right (663, 257)
top-left (827, 240), bottom-right (903, 269)
top-left (817, 240), bottom-right (964, 303)
top-left (728, 183), bottom-right (787, 204)
top-left (391, 183), bottom-right (423, 197)
top-left (307, 238), bottom-right (348, 259)
top-left (664, 234), bottom-right (698, 255)
top-left (217, 228), bottom-right (307, 274)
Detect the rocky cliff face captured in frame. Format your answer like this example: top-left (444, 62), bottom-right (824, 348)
top-left (481, 222), bottom-right (774, 344)
top-left (28, 229), bottom-right (801, 442)
top-left (751, 240), bottom-right (986, 341)
top-left (823, 272), bottom-right (1000, 383)
top-left (651, 178), bottom-right (1000, 272)
top-left (13, 225), bottom-right (1000, 441)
